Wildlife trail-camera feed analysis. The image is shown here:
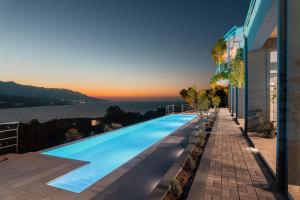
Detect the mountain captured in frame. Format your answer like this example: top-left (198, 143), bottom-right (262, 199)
top-left (0, 94), bottom-right (73, 109)
top-left (0, 81), bottom-right (106, 102)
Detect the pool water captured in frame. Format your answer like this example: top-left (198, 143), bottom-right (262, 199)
top-left (42, 114), bottom-right (196, 193)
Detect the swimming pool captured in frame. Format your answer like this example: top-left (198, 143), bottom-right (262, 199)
top-left (42, 114), bottom-right (196, 193)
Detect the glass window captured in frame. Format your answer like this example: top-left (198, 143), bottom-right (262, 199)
top-left (270, 51), bottom-right (277, 63)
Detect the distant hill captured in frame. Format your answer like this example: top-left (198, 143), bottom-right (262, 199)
top-left (0, 81), bottom-right (106, 102)
top-left (0, 94), bottom-right (73, 109)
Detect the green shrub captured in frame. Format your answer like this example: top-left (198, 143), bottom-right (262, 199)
top-left (65, 128), bottom-right (82, 142)
top-left (194, 146), bottom-right (203, 156)
top-left (170, 178), bottom-right (183, 197)
top-left (198, 133), bottom-right (206, 147)
top-left (104, 124), bottom-right (112, 132)
top-left (212, 96), bottom-right (221, 108)
top-left (198, 126), bottom-right (205, 135)
top-left (208, 120), bottom-right (214, 128)
top-left (189, 136), bottom-right (197, 144)
top-left (262, 121), bottom-right (276, 138)
top-left (184, 155), bottom-right (196, 171)
top-left (111, 123), bottom-right (123, 130)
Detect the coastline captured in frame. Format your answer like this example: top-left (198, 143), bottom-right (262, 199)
top-left (0, 100), bottom-right (183, 123)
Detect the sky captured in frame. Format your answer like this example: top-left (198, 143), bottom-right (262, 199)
top-left (0, 0), bottom-right (250, 100)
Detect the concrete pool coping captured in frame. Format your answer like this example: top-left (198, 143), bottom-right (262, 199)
top-left (148, 142), bottom-right (198, 200)
top-left (0, 114), bottom-right (199, 200)
top-left (89, 116), bottom-right (201, 200)
top-left (39, 113), bottom-right (195, 153)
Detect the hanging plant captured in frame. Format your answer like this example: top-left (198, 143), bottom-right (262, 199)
top-left (228, 48), bottom-right (245, 88)
top-left (229, 59), bottom-right (244, 88)
top-left (211, 38), bottom-right (227, 66)
top-left (210, 70), bottom-right (230, 84)
top-left (210, 38), bottom-right (229, 85)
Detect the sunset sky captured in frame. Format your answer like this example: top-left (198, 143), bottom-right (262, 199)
top-left (0, 0), bottom-right (249, 100)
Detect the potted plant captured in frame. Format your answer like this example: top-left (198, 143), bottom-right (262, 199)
top-left (262, 121), bottom-right (276, 138)
top-left (255, 109), bottom-right (264, 132)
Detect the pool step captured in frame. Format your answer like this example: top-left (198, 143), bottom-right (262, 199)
top-left (50, 177), bottom-right (94, 193)
top-left (51, 182), bottom-right (82, 193)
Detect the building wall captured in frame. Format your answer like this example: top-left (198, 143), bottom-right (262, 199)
top-left (287, 0), bottom-right (300, 186)
top-left (225, 27), bottom-right (244, 63)
top-left (247, 38), bottom-right (276, 131)
top-left (248, 47), bottom-right (268, 130)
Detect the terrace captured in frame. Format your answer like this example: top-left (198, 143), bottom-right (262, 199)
top-left (0, 109), bottom-right (284, 200)
top-left (0, 114), bottom-right (203, 200)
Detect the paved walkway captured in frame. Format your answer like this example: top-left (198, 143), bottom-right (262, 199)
top-left (248, 133), bottom-right (300, 199)
top-left (188, 109), bottom-right (282, 200)
top-left (248, 132), bottom-right (276, 175)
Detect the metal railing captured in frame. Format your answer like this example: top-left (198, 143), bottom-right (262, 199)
top-left (166, 104), bottom-right (192, 115)
top-left (0, 122), bottom-right (19, 155)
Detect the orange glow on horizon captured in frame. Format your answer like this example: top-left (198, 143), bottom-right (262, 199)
top-left (7, 79), bottom-right (182, 100)
top-left (50, 82), bottom-right (181, 99)
top-left (83, 88), bottom-right (181, 99)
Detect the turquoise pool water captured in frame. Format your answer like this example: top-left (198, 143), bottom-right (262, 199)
top-left (42, 114), bottom-right (196, 193)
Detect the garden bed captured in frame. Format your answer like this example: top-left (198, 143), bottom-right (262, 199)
top-left (163, 134), bottom-right (209, 200)
top-left (148, 109), bottom-right (218, 200)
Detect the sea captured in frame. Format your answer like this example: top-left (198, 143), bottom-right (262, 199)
top-left (0, 101), bottom-right (183, 123)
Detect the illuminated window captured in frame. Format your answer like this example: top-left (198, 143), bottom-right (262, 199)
top-left (270, 51), bottom-right (277, 63)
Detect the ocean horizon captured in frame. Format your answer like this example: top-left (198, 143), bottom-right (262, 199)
top-left (0, 100), bottom-right (184, 123)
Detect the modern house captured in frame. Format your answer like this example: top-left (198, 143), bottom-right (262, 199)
top-left (218, 0), bottom-right (300, 198)
top-left (0, 1), bottom-right (299, 199)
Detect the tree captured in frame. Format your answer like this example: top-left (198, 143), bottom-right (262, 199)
top-left (212, 96), bottom-right (221, 108)
top-left (179, 89), bottom-right (188, 102)
top-left (214, 88), bottom-right (228, 107)
top-left (103, 106), bottom-right (126, 124)
top-left (187, 86), bottom-right (198, 110)
top-left (212, 38), bottom-right (227, 66)
top-left (65, 128), bottom-right (82, 142)
top-left (207, 89), bottom-right (216, 100)
top-left (179, 86), bottom-right (198, 111)
top-left (144, 107), bottom-right (165, 120)
top-left (197, 90), bottom-right (210, 113)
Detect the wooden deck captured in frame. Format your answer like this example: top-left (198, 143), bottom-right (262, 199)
top-left (0, 152), bottom-right (89, 200)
